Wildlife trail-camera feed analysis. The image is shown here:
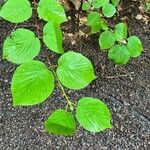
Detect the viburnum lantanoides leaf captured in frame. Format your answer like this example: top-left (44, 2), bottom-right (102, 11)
top-left (146, 2), bottom-right (150, 13)
top-left (11, 60), bottom-right (54, 106)
top-left (87, 12), bottom-right (102, 33)
top-left (127, 36), bottom-right (143, 58)
top-left (37, 0), bottom-right (67, 24)
top-left (76, 97), bottom-right (112, 132)
top-left (45, 109), bottom-right (76, 136)
top-left (114, 23), bottom-right (128, 42)
top-left (56, 51), bottom-right (96, 90)
top-left (99, 30), bottom-right (116, 50)
top-left (0, 0), bottom-right (32, 23)
top-left (3, 28), bottom-right (41, 64)
top-left (100, 19), bottom-right (109, 31)
top-left (87, 12), bottom-right (101, 26)
top-left (82, 1), bottom-right (91, 11)
top-left (43, 21), bottom-right (64, 54)
top-left (108, 45), bottom-right (130, 65)
top-left (102, 3), bottom-right (116, 18)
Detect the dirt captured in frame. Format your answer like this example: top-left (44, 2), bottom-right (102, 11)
top-left (0, 0), bottom-right (150, 150)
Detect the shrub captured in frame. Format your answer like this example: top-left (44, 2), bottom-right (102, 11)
top-left (0, 0), bottom-right (112, 136)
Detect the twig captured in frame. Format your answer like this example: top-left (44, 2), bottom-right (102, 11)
top-left (44, 50), bottom-right (73, 110)
top-left (57, 78), bottom-right (73, 111)
top-left (77, 0), bottom-right (83, 31)
top-left (12, 24), bottom-right (18, 31)
top-left (33, 0), bottom-right (74, 111)
top-left (105, 72), bottom-right (134, 79)
top-left (33, 0), bottom-right (40, 38)
top-left (52, 68), bottom-right (73, 111)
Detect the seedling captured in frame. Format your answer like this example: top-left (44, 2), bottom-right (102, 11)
top-left (100, 23), bottom-right (143, 65)
top-left (0, 0), bottom-right (112, 136)
top-left (83, 0), bottom-right (119, 17)
top-left (82, 0), bottom-right (143, 65)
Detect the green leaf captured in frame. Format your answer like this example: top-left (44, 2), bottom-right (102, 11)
top-left (108, 45), bottom-right (130, 65)
top-left (37, 0), bottom-right (67, 24)
top-left (146, 2), bottom-right (150, 11)
top-left (92, 0), bottom-right (109, 8)
top-left (87, 12), bottom-right (108, 33)
top-left (56, 51), bottom-right (96, 90)
top-left (114, 23), bottom-right (128, 42)
top-left (111, 0), bottom-right (120, 6)
top-left (0, 0), bottom-right (32, 23)
top-left (76, 97), bottom-right (112, 132)
top-left (3, 28), bottom-right (40, 63)
top-left (91, 23), bottom-right (102, 33)
top-left (87, 12), bottom-right (102, 33)
top-left (100, 20), bottom-right (109, 30)
top-left (127, 36), bottom-right (143, 58)
top-left (11, 60), bottom-right (54, 106)
top-left (99, 30), bottom-right (116, 50)
top-left (3, 28), bottom-right (40, 64)
top-left (102, 3), bottom-right (116, 18)
top-left (45, 109), bottom-right (76, 136)
top-left (87, 12), bottom-right (100, 26)
top-left (82, 1), bottom-right (91, 11)
top-left (43, 22), bottom-right (64, 54)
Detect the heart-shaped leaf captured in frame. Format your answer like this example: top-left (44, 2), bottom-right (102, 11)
top-left (76, 97), bottom-right (112, 132)
top-left (12, 60), bottom-right (54, 106)
top-left (127, 36), bottom-right (143, 58)
top-left (108, 45), bottom-right (130, 65)
top-left (87, 12), bottom-right (102, 33)
top-left (99, 30), bottom-right (116, 49)
top-left (0, 0), bottom-right (32, 23)
top-left (56, 51), bottom-right (96, 90)
top-left (3, 28), bottom-right (40, 64)
top-left (37, 0), bottom-right (67, 24)
top-left (45, 109), bottom-right (76, 136)
top-left (102, 3), bottom-right (116, 18)
top-left (114, 23), bottom-right (128, 42)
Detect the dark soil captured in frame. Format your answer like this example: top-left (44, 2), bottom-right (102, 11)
top-left (0, 0), bottom-right (150, 149)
